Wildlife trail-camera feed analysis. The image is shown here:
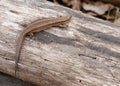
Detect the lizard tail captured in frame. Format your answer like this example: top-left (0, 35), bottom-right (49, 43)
top-left (15, 33), bottom-right (25, 77)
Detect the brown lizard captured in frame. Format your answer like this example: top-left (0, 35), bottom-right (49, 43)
top-left (15, 16), bottom-right (72, 76)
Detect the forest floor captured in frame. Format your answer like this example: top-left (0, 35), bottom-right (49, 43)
top-left (0, 73), bottom-right (36, 86)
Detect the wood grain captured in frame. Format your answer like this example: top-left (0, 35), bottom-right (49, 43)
top-left (0, 0), bottom-right (120, 86)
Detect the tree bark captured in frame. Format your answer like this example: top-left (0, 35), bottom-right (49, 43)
top-left (0, 0), bottom-right (120, 86)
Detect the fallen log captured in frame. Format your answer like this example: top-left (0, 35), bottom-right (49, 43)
top-left (0, 0), bottom-right (120, 86)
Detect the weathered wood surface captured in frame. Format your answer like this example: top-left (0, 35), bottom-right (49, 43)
top-left (0, 0), bottom-right (120, 86)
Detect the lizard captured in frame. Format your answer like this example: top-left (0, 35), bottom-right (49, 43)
top-left (14, 16), bottom-right (72, 76)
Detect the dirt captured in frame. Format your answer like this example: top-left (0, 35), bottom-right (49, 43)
top-left (0, 72), bottom-right (36, 86)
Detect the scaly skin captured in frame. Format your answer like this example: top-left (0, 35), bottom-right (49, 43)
top-left (15, 16), bottom-right (72, 76)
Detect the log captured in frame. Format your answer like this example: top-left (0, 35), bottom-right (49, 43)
top-left (0, 0), bottom-right (120, 86)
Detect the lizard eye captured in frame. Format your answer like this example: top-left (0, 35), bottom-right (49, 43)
top-left (58, 16), bottom-right (62, 17)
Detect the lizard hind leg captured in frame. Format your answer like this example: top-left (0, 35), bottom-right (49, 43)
top-left (27, 32), bottom-right (36, 40)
